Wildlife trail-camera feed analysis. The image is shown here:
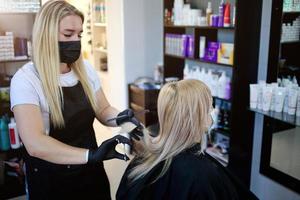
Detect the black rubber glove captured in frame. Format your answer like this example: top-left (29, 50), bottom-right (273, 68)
top-left (129, 126), bottom-right (144, 141)
top-left (88, 135), bottom-right (132, 164)
top-left (116, 109), bottom-right (141, 128)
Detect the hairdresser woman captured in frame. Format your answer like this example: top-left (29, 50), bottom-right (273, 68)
top-left (10, 1), bottom-right (141, 200)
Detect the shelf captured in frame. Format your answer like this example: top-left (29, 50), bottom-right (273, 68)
top-left (0, 12), bottom-right (38, 15)
top-left (164, 54), bottom-right (233, 68)
top-left (249, 108), bottom-right (300, 126)
top-left (213, 96), bottom-right (231, 102)
top-left (94, 23), bottom-right (107, 27)
top-left (0, 148), bottom-right (22, 154)
top-left (0, 58), bottom-right (31, 63)
top-left (281, 41), bottom-right (300, 44)
top-left (0, 102), bottom-right (10, 107)
top-left (205, 147), bottom-right (228, 166)
top-left (283, 11), bottom-right (300, 15)
top-left (211, 128), bottom-right (231, 136)
top-left (164, 24), bottom-right (235, 30)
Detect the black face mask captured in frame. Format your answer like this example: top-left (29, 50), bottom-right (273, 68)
top-left (59, 41), bottom-right (81, 64)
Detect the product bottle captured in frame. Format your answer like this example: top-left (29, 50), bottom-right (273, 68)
top-left (223, 102), bottom-right (231, 131)
top-left (257, 81), bottom-right (266, 110)
top-left (27, 40), bottom-right (32, 57)
top-left (218, 0), bottom-right (225, 27)
top-left (232, 5), bottom-right (236, 27)
top-left (283, 85), bottom-right (290, 113)
top-left (94, 2), bottom-right (100, 23)
top-left (194, 67), bottom-right (201, 81)
top-left (200, 68), bottom-right (206, 82)
top-left (102, 3), bottom-right (106, 23)
top-left (224, 77), bottom-right (231, 100)
top-left (207, 69), bottom-right (213, 92)
top-left (0, 117), bottom-right (10, 151)
top-left (296, 88), bottom-right (300, 117)
top-left (218, 71), bottom-right (227, 99)
top-left (216, 100), bottom-right (224, 130)
top-left (211, 105), bottom-right (219, 130)
top-left (211, 74), bottom-right (219, 97)
top-left (164, 9), bottom-right (169, 24)
top-left (188, 35), bottom-right (194, 58)
top-left (292, 76), bottom-right (298, 85)
top-left (184, 64), bottom-right (190, 80)
top-left (223, 2), bottom-right (231, 27)
top-left (206, 2), bottom-right (212, 26)
top-left (8, 118), bottom-right (21, 149)
top-left (199, 36), bottom-right (206, 59)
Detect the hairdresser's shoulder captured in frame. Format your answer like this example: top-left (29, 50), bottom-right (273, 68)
top-left (83, 60), bottom-right (96, 74)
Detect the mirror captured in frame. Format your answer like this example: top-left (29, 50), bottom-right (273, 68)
top-left (261, 0), bottom-right (300, 194)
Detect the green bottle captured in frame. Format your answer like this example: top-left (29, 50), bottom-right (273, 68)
top-left (0, 117), bottom-right (10, 151)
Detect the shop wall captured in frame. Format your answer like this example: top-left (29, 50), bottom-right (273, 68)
top-left (108, 0), bottom-right (163, 109)
top-left (105, 0), bottom-right (126, 109)
top-left (250, 0), bottom-right (300, 199)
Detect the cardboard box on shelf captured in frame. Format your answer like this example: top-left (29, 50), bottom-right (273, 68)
top-left (218, 43), bottom-right (234, 65)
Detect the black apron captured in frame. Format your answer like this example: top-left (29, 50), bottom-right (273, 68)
top-left (24, 82), bottom-right (111, 200)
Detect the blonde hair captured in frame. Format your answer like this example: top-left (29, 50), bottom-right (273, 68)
top-left (32, 0), bottom-right (98, 128)
top-left (129, 79), bottom-right (213, 182)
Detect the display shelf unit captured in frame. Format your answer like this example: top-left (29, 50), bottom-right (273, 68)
top-left (279, 11), bottom-right (300, 81)
top-left (258, 0), bottom-right (300, 194)
top-left (0, 58), bottom-right (31, 63)
top-left (163, 0), bottom-right (262, 187)
top-left (0, 1), bottom-right (41, 198)
top-left (91, 0), bottom-right (108, 71)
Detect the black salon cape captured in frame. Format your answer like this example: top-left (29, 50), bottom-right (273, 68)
top-left (116, 145), bottom-right (258, 200)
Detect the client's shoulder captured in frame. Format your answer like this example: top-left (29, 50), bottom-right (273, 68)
top-left (171, 149), bottom-right (222, 180)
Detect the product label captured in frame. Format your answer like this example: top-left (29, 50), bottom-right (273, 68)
top-left (9, 128), bottom-right (16, 145)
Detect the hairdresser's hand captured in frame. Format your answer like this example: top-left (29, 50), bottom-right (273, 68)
top-left (88, 135), bottom-right (132, 164)
top-left (116, 109), bottom-right (142, 128)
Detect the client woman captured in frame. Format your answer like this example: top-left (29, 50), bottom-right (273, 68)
top-left (117, 79), bottom-right (257, 200)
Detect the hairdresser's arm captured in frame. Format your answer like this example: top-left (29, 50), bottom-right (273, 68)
top-left (94, 88), bottom-right (119, 127)
top-left (13, 105), bottom-right (87, 165)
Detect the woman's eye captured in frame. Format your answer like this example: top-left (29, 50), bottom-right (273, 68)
top-left (78, 34), bottom-right (82, 38)
top-left (64, 34), bottom-right (72, 38)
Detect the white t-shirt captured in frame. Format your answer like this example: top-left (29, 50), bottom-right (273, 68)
top-left (10, 60), bottom-right (101, 135)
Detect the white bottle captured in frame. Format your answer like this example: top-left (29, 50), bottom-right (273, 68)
top-left (194, 66), bottom-right (201, 80)
top-left (206, 69), bottom-right (213, 92)
top-left (206, 2), bottom-right (212, 26)
top-left (292, 76), bottom-right (298, 85)
top-left (8, 118), bottom-right (21, 149)
top-left (199, 36), bottom-right (206, 59)
top-left (218, 71), bottom-right (227, 99)
top-left (211, 74), bottom-right (219, 97)
top-left (184, 64), bottom-right (190, 79)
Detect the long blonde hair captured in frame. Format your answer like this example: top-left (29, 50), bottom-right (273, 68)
top-left (129, 79), bottom-right (213, 182)
top-left (32, 0), bottom-right (98, 128)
